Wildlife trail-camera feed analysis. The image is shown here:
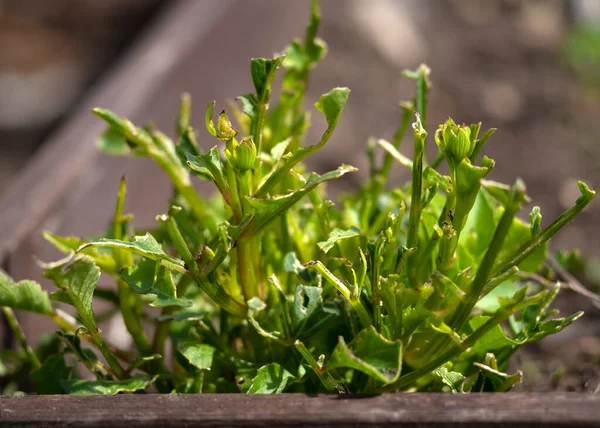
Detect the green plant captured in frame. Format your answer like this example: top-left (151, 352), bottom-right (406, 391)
top-left (1, 0), bottom-right (596, 395)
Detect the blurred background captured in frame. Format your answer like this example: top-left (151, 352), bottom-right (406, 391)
top-left (1, 0), bottom-right (599, 392)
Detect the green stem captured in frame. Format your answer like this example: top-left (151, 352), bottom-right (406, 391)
top-left (236, 170), bottom-right (263, 300)
top-left (406, 116), bottom-right (426, 285)
top-left (294, 340), bottom-right (339, 393)
top-left (89, 329), bottom-right (125, 379)
top-left (2, 307), bottom-right (41, 370)
top-left (112, 178), bottom-right (152, 356)
top-left (163, 211), bottom-right (247, 317)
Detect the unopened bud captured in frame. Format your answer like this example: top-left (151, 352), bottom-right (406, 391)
top-left (235, 138), bottom-right (257, 171)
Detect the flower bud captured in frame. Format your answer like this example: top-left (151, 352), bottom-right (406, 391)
top-left (235, 138), bottom-right (257, 171)
top-left (217, 110), bottom-right (238, 140)
top-left (441, 119), bottom-right (473, 162)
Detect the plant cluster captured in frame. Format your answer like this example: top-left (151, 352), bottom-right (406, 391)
top-left (0, 0), bottom-right (596, 395)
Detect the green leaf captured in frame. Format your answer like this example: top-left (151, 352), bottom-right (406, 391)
top-left (31, 354), bottom-right (72, 394)
top-left (434, 367), bottom-right (465, 393)
top-left (178, 342), bottom-right (215, 370)
top-left (205, 101), bottom-right (217, 137)
top-left (119, 259), bottom-right (191, 308)
top-left (97, 127), bottom-right (129, 155)
top-left (496, 216), bottom-right (548, 273)
top-left (317, 227), bottom-right (361, 254)
top-left (186, 148), bottom-right (230, 204)
top-left (469, 315), bottom-right (523, 353)
top-left (61, 374), bottom-right (155, 395)
top-left (315, 87), bottom-right (350, 128)
top-left (79, 233), bottom-right (186, 274)
top-left (244, 165), bottom-right (357, 238)
top-left (0, 270), bottom-right (53, 315)
top-left (327, 327), bottom-right (402, 384)
top-left (526, 311), bottom-right (583, 342)
top-left (251, 56), bottom-right (285, 103)
top-left (248, 363), bottom-right (295, 394)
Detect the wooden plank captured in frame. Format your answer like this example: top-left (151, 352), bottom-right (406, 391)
top-left (0, 0), bottom-right (235, 265)
top-left (1, 393), bottom-right (598, 427)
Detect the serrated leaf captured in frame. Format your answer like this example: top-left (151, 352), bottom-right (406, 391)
top-left (44, 257), bottom-right (100, 329)
top-left (31, 354), bottom-right (72, 394)
top-left (178, 342), bottom-right (215, 370)
top-left (327, 327), bottom-right (402, 384)
top-left (119, 259), bottom-right (191, 308)
top-left (244, 165), bottom-right (357, 238)
top-left (0, 269), bottom-right (53, 315)
top-left (317, 227), bottom-right (361, 254)
top-left (248, 363), bottom-right (295, 394)
top-left (97, 127), bottom-right (129, 155)
top-left (61, 374), bottom-right (155, 395)
top-left (434, 367), bottom-right (465, 393)
top-left (43, 231), bottom-right (117, 274)
top-left (79, 233), bottom-right (186, 274)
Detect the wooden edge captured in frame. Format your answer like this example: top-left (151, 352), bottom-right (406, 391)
top-left (0, 393), bottom-right (598, 427)
top-left (0, 0), bottom-right (235, 265)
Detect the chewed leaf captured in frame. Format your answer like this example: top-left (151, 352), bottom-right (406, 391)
top-left (0, 269), bottom-right (53, 315)
top-left (434, 367), bottom-right (465, 393)
top-left (178, 342), bottom-right (215, 370)
top-left (248, 363), bottom-right (295, 394)
top-left (61, 374), bottom-right (156, 395)
top-left (292, 284), bottom-right (339, 340)
top-left (79, 233), bottom-right (186, 274)
top-left (473, 362), bottom-right (522, 392)
top-left (247, 297), bottom-right (285, 342)
top-left (317, 228), bottom-right (361, 254)
top-left (327, 327), bottom-right (402, 384)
